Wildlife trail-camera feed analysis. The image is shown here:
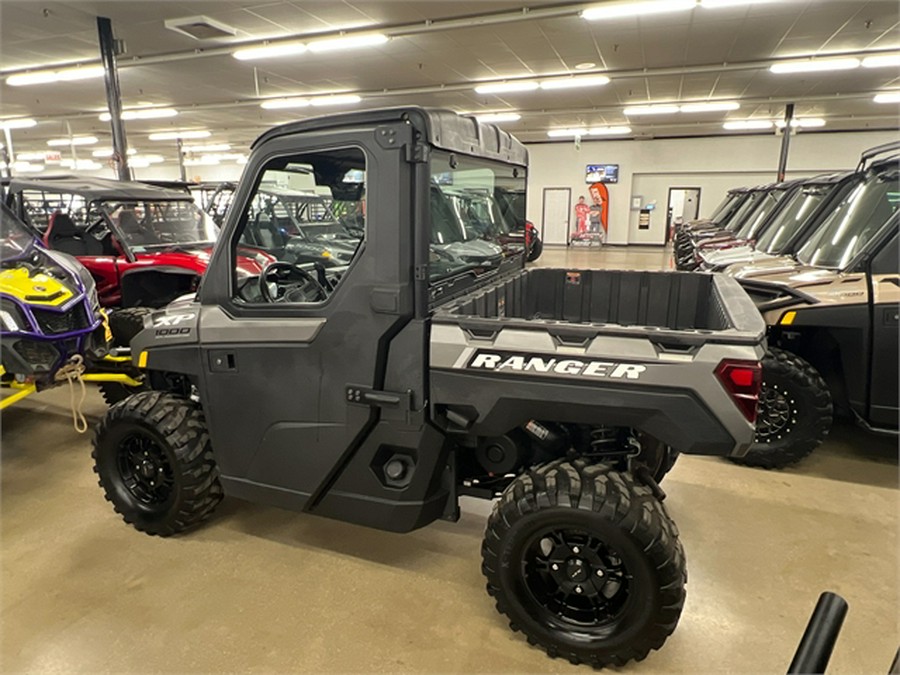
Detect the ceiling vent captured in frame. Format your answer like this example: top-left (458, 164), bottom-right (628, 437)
top-left (164, 16), bottom-right (237, 40)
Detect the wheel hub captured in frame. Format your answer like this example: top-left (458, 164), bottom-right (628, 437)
top-left (116, 432), bottom-right (175, 505)
top-left (756, 382), bottom-right (797, 442)
top-left (565, 558), bottom-right (589, 583)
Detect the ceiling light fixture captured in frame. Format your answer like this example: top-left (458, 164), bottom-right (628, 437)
top-left (47, 136), bottom-right (98, 146)
top-left (132, 154), bottom-right (166, 164)
top-left (92, 148), bottom-right (137, 157)
top-left (679, 101), bottom-right (740, 112)
top-left (547, 128), bottom-right (589, 138)
top-left (6, 64), bottom-right (104, 87)
top-left (769, 57), bottom-right (860, 74)
top-left (474, 112), bottom-right (522, 123)
top-left (12, 161), bottom-right (44, 173)
top-left (723, 120), bottom-right (773, 130)
top-left (700, 0), bottom-right (779, 7)
top-left (183, 143), bottom-right (232, 153)
top-left (260, 97), bottom-right (310, 110)
top-left (862, 53), bottom-right (900, 68)
top-left (775, 118), bottom-right (826, 128)
top-left (474, 80), bottom-right (540, 94)
top-left (14, 152), bottom-right (47, 161)
top-left (308, 33), bottom-right (389, 53)
top-left (624, 104), bottom-right (681, 116)
top-left (309, 94), bottom-right (362, 107)
top-left (582, 0), bottom-right (695, 21)
top-left (233, 41), bottom-right (307, 61)
top-left (539, 75), bottom-right (611, 90)
top-left (0, 117), bottom-right (37, 130)
top-left (60, 159), bottom-right (102, 170)
top-left (148, 130), bottom-right (211, 141)
top-left (589, 126), bottom-right (632, 135)
top-left (184, 157), bottom-right (220, 166)
top-left (574, 62), bottom-right (596, 70)
top-left (874, 92), bottom-right (900, 104)
top-left (99, 108), bottom-right (179, 122)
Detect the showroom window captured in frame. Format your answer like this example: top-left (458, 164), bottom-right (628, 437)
top-left (231, 147), bottom-right (366, 305)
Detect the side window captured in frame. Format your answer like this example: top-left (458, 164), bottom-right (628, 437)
top-left (871, 232), bottom-right (898, 275)
top-left (232, 147), bottom-right (366, 306)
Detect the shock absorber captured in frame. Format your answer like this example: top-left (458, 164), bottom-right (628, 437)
top-left (589, 426), bottom-right (620, 456)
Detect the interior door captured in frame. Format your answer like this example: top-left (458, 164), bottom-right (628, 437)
top-left (682, 188), bottom-right (701, 220)
top-left (868, 232), bottom-right (899, 426)
top-left (541, 187), bottom-right (571, 245)
top-left (196, 126), bottom-right (418, 510)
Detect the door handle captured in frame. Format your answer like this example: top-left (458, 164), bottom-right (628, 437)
top-left (208, 350), bottom-right (236, 372)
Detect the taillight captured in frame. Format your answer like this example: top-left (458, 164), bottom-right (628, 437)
top-left (715, 359), bottom-right (762, 423)
top-left (525, 221), bottom-right (535, 246)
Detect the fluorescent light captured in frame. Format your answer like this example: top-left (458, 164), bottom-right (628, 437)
top-left (539, 75), bottom-right (610, 90)
top-left (475, 112), bottom-right (522, 123)
top-left (700, 0), bottom-right (779, 7)
top-left (261, 97), bottom-right (310, 110)
top-left (770, 57), bottom-right (860, 74)
top-left (862, 53), bottom-right (900, 68)
top-left (547, 128), bottom-right (588, 138)
top-left (679, 101), bottom-right (740, 113)
top-left (6, 65), bottom-right (104, 87)
top-left (148, 130), bottom-right (211, 141)
top-left (624, 104), bottom-right (680, 116)
top-left (589, 126), bottom-right (632, 135)
top-left (874, 92), bottom-right (900, 104)
top-left (308, 33), bottom-right (388, 53)
top-left (184, 157), bottom-right (220, 166)
top-left (133, 154), bottom-right (165, 164)
top-left (92, 148), bottom-right (137, 157)
top-left (236, 156), bottom-right (248, 165)
top-left (99, 107), bottom-right (179, 122)
top-left (14, 152), bottom-right (47, 161)
top-left (723, 120), bottom-right (773, 130)
top-left (310, 94), bottom-right (361, 107)
top-left (775, 118), bottom-right (826, 128)
top-left (183, 143), bottom-right (231, 152)
top-left (233, 41), bottom-right (306, 61)
top-left (12, 161), bottom-right (44, 172)
top-left (59, 159), bottom-right (101, 170)
top-left (474, 81), bottom-right (540, 94)
top-left (0, 117), bottom-right (37, 130)
top-left (582, 0), bottom-right (695, 20)
top-left (47, 136), bottom-right (98, 146)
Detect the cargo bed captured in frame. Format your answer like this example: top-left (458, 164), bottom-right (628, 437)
top-left (433, 268), bottom-right (764, 346)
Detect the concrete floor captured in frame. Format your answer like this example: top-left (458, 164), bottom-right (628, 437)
top-left (2, 245), bottom-right (898, 673)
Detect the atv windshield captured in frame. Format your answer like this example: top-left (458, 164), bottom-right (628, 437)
top-left (709, 191), bottom-right (743, 223)
top-left (734, 188), bottom-right (789, 241)
top-left (796, 168), bottom-right (900, 269)
top-left (723, 190), bottom-right (767, 232)
top-left (0, 203), bottom-right (37, 260)
top-left (100, 200), bottom-right (219, 252)
top-left (754, 184), bottom-right (834, 254)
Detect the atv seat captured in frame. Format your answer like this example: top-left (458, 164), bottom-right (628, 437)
top-left (44, 212), bottom-right (103, 256)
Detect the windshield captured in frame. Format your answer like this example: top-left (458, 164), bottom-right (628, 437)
top-left (1, 203), bottom-right (37, 260)
top-left (101, 200), bottom-right (219, 252)
top-left (796, 168), bottom-right (900, 269)
top-left (429, 152), bottom-right (524, 282)
top-left (710, 191), bottom-right (746, 226)
top-left (755, 183), bottom-right (835, 254)
top-left (735, 188), bottom-right (788, 240)
top-left (724, 190), bottom-right (767, 232)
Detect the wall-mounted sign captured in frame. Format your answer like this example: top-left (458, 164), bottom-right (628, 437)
top-left (585, 164), bottom-right (619, 184)
top-left (631, 195), bottom-right (643, 211)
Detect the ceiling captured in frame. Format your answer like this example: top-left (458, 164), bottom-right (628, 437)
top-left (0, 0), bottom-right (898, 168)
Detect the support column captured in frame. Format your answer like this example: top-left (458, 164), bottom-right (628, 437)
top-left (97, 16), bottom-right (131, 181)
top-left (777, 103), bottom-right (794, 182)
top-left (1, 128), bottom-right (13, 178)
top-left (176, 138), bottom-right (187, 182)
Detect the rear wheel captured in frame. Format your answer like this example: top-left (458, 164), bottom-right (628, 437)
top-left (527, 237), bottom-right (543, 262)
top-left (482, 460), bottom-right (686, 667)
top-left (729, 348), bottom-right (832, 469)
top-left (92, 391), bottom-right (223, 536)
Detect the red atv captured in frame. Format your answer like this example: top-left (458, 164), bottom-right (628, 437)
top-left (5, 176), bottom-right (271, 312)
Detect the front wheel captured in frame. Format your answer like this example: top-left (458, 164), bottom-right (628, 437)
top-left (728, 348), bottom-right (832, 470)
top-left (482, 460), bottom-right (686, 667)
top-left (92, 391), bottom-right (223, 536)
top-left (527, 237), bottom-right (543, 262)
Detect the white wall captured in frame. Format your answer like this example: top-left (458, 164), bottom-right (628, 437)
top-left (526, 130), bottom-right (898, 246)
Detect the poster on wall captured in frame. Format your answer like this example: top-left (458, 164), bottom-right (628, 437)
top-left (585, 164), bottom-right (619, 184)
top-left (570, 182), bottom-right (609, 246)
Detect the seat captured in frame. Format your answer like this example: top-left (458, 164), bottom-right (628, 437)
top-left (44, 212), bottom-right (103, 256)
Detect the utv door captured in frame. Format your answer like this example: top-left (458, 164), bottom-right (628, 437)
top-left (195, 124), bottom-right (428, 518)
top-left (867, 230), bottom-right (899, 426)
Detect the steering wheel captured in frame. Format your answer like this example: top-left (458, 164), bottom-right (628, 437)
top-left (259, 261), bottom-right (329, 303)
